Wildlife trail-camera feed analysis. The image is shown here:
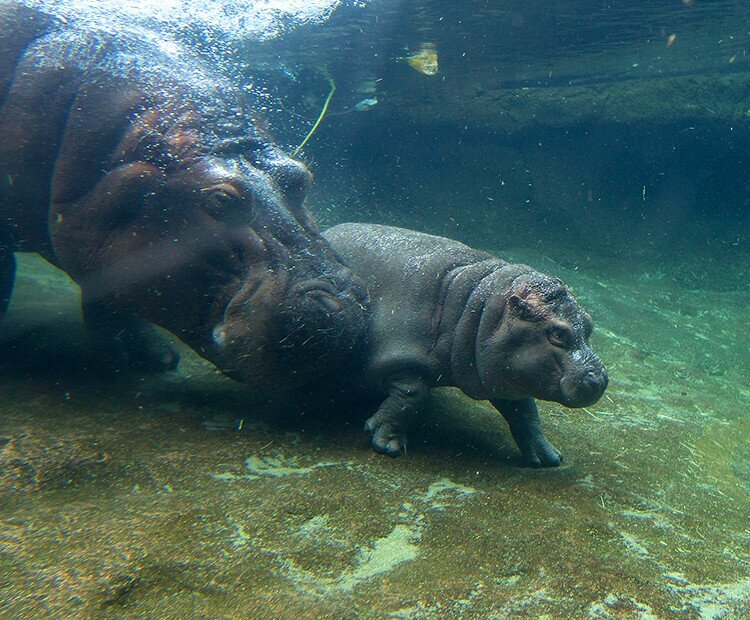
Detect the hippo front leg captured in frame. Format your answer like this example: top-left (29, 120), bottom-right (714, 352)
top-left (82, 297), bottom-right (179, 373)
top-left (365, 376), bottom-right (428, 457)
top-left (492, 397), bottom-right (562, 468)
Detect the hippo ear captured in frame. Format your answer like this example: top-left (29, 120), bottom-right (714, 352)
top-left (258, 148), bottom-right (313, 210)
top-left (508, 294), bottom-right (544, 322)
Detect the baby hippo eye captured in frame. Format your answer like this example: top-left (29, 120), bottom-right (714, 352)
top-left (547, 324), bottom-right (573, 348)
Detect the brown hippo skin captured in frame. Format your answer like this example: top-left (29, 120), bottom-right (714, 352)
top-left (0, 4), bottom-right (369, 394)
top-left (323, 224), bottom-right (608, 467)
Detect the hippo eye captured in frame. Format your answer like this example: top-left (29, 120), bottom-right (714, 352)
top-left (212, 183), bottom-right (241, 202)
top-left (547, 324), bottom-right (573, 349)
top-left (203, 183), bottom-right (242, 217)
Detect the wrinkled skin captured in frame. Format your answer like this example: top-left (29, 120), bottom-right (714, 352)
top-left (324, 224), bottom-right (608, 467)
top-left (0, 4), bottom-right (369, 394)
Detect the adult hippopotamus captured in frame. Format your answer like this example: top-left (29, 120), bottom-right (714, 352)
top-left (323, 223), bottom-right (608, 467)
top-left (0, 3), bottom-right (369, 395)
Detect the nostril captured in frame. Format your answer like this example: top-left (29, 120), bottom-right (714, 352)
top-left (585, 370), bottom-right (607, 391)
top-left (306, 290), bottom-right (342, 313)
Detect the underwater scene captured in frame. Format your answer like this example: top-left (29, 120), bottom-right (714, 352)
top-left (1, 0), bottom-right (749, 618)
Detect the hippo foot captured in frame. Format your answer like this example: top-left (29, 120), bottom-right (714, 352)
top-left (492, 398), bottom-right (564, 468)
top-left (520, 435), bottom-right (562, 468)
top-left (92, 331), bottom-right (180, 374)
top-left (83, 301), bottom-right (179, 374)
top-left (88, 324), bottom-right (179, 373)
top-left (119, 328), bottom-right (180, 373)
top-left (364, 413), bottom-right (405, 457)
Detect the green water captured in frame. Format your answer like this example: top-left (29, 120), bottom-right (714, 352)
top-left (2, 1), bottom-right (750, 618)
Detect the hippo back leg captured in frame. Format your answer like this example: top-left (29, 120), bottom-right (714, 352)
top-left (365, 375), bottom-right (429, 457)
top-left (82, 297), bottom-right (179, 373)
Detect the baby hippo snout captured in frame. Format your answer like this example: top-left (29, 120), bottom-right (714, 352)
top-left (560, 355), bottom-right (608, 408)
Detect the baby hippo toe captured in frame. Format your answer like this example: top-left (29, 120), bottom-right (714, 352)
top-left (364, 414), bottom-right (404, 457)
top-left (535, 447), bottom-right (563, 468)
top-left (524, 439), bottom-right (563, 468)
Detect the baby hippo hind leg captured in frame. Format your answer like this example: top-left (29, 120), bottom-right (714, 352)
top-left (82, 297), bottom-right (179, 373)
top-left (365, 376), bottom-right (429, 457)
top-left (492, 397), bottom-right (562, 467)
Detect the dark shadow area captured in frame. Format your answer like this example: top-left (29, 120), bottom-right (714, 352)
top-left (0, 300), bottom-right (520, 468)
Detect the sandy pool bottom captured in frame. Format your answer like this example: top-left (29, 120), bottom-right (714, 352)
top-left (0, 252), bottom-right (748, 619)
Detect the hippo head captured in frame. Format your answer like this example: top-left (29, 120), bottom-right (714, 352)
top-left (473, 269), bottom-right (608, 407)
top-left (183, 146), bottom-right (371, 389)
top-left (50, 109), bottom-right (369, 393)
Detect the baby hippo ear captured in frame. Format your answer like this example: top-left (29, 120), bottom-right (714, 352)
top-left (508, 294), bottom-right (545, 322)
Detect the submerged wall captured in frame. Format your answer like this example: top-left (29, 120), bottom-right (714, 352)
top-left (247, 0), bottom-right (747, 290)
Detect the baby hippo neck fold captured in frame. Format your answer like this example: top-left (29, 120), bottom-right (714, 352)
top-left (433, 260), bottom-right (534, 397)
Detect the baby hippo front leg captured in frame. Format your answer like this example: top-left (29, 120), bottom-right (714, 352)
top-left (365, 375), bottom-right (429, 457)
top-left (492, 397), bottom-right (562, 467)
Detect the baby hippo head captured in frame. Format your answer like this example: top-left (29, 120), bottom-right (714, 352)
top-left (475, 270), bottom-right (608, 407)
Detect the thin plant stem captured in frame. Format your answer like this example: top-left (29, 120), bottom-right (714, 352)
top-left (292, 71), bottom-right (336, 157)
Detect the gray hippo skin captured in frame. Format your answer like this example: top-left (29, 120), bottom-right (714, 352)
top-left (323, 223), bottom-right (608, 467)
top-left (0, 4), bottom-right (369, 394)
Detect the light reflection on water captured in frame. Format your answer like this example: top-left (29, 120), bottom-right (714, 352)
top-left (25, 0), bottom-right (346, 40)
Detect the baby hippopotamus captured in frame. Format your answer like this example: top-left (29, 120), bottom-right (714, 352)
top-left (323, 224), bottom-right (608, 467)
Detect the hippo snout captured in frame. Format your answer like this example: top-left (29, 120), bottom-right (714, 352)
top-left (277, 267), bottom-right (369, 369)
top-left (305, 288), bottom-right (343, 313)
top-left (290, 268), bottom-right (368, 316)
top-left (560, 360), bottom-right (608, 407)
